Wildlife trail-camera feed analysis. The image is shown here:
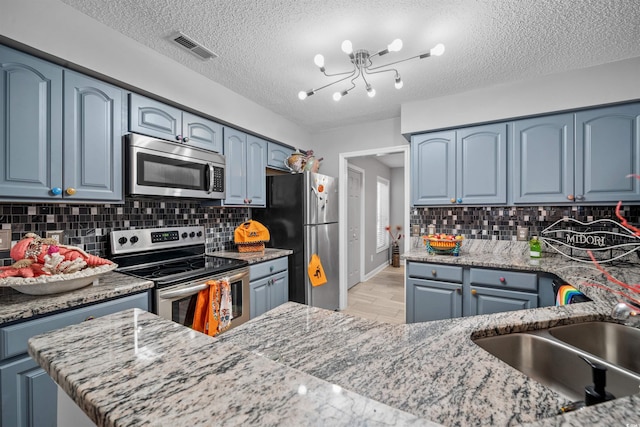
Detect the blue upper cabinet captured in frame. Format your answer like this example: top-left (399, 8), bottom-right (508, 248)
top-left (411, 130), bottom-right (455, 205)
top-left (411, 123), bottom-right (506, 205)
top-left (456, 123), bottom-right (507, 204)
top-left (129, 94), bottom-right (222, 152)
top-left (267, 141), bottom-right (295, 171)
top-left (221, 127), bottom-right (266, 207)
top-left (0, 45), bottom-right (63, 199)
top-left (129, 93), bottom-right (181, 141)
top-left (512, 114), bottom-right (574, 204)
top-left (64, 70), bottom-right (123, 201)
top-left (0, 45), bottom-right (122, 202)
top-left (575, 103), bottom-right (640, 203)
top-left (182, 111), bottom-right (223, 152)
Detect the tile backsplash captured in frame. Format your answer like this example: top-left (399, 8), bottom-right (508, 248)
top-left (0, 198), bottom-right (249, 266)
top-left (410, 204), bottom-right (640, 239)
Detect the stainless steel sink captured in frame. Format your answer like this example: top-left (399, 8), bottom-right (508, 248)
top-left (548, 322), bottom-right (640, 375)
top-left (474, 328), bottom-right (640, 401)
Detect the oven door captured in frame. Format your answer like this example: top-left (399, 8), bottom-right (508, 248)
top-left (127, 133), bottom-right (225, 199)
top-left (156, 268), bottom-right (250, 331)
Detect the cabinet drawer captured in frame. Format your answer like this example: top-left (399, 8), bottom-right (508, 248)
top-left (407, 262), bottom-right (463, 283)
top-left (250, 257), bottom-right (288, 282)
top-left (0, 292), bottom-right (149, 361)
top-left (469, 268), bottom-right (537, 292)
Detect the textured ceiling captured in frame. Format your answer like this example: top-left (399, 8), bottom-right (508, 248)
top-left (59, 0), bottom-right (640, 133)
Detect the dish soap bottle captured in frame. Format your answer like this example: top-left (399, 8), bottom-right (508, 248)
top-left (529, 236), bottom-right (541, 258)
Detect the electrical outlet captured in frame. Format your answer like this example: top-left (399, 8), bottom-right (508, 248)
top-left (411, 225), bottom-right (420, 235)
top-left (517, 227), bottom-right (529, 241)
top-left (46, 230), bottom-right (65, 244)
top-left (0, 229), bottom-right (10, 251)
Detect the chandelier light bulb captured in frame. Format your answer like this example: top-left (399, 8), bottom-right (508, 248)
top-left (333, 92), bottom-right (342, 101)
top-left (388, 39), bottom-right (403, 52)
top-left (341, 40), bottom-right (353, 55)
top-left (314, 54), bottom-right (325, 68)
top-left (298, 91), bottom-right (308, 100)
top-left (430, 43), bottom-right (445, 56)
top-left (395, 75), bottom-right (403, 89)
top-left (366, 85), bottom-right (376, 98)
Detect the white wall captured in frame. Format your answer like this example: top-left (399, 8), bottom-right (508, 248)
top-left (401, 56), bottom-right (640, 135)
top-left (348, 157), bottom-right (391, 275)
top-left (312, 117), bottom-right (407, 178)
top-left (389, 167), bottom-right (405, 256)
top-left (0, 0), bottom-right (309, 147)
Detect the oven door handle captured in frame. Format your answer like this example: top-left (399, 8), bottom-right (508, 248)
top-left (158, 271), bottom-right (248, 300)
top-left (159, 283), bottom-right (209, 299)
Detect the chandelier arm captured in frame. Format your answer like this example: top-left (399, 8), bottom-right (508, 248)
top-left (311, 70), bottom-right (358, 93)
top-left (363, 67), bottom-right (398, 77)
top-left (366, 54), bottom-right (422, 71)
top-left (322, 67), bottom-right (357, 78)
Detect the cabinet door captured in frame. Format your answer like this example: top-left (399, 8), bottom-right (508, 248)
top-left (267, 142), bottom-right (294, 170)
top-left (0, 355), bottom-right (57, 427)
top-left (467, 286), bottom-right (537, 316)
top-left (512, 114), bottom-right (574, 204)
top-left (223, 127), bottom-right (248, 205)
top-left (0, 45), bottom-right (63, 199)
top-left (411, 131), bottom-right (455, 205)
top-left (246, 135), bottom-right (267, 207)
top-left (63, 70), bottom-right (123, 201)
top-left (456, 123), bottom-right (507, 204)
top-left (269, 271), bottom-right (289, 310)
top-left (182, 111), bottom-right (223, 152)
top-left (406, 278), bottom-right (462, 323)
top-left (129, 93), bottom-right (181, 141)
top-left (250, 278), bottom-right (270, 319)
top-left (575, 103), bottom-right (640, 202)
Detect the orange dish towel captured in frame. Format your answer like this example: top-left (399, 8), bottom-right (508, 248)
top-left (192, 278), bottom-right (233, 336)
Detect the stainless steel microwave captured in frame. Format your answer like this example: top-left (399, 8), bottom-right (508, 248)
top-left (126, 133), bottom-right (225, 199)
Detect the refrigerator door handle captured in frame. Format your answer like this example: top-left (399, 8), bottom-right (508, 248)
top-left (304, 224), bottom-right (318, 306)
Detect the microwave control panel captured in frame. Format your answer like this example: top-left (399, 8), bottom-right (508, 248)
top-left (212, 166), bottom-right (224, 192)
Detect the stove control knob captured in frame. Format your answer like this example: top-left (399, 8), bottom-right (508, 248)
top-left (189, 232), bottom-right (195, 238)
top-left (181, 232), bottom-right (188, 239)
top-left (197, 231), bottom-right (203, 237)
top-left (130, 236), bottom-right (139, 244)
top-left (118, 237), bottom-right (128, 245)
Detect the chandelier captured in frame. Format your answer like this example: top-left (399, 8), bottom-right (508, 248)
top-left (298, 39), bottom-right (445, 101)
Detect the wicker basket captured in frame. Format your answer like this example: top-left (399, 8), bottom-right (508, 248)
top-left (424, 238), bottom-right (462, 256)
top-left (236, 242), bottom-right (265, 253)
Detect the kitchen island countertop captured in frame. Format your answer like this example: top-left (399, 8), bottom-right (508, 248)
top-left (27, 240), bottom-right (640, 426)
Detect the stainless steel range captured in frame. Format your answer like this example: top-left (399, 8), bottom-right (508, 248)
top-left (110, 226), bottom-right (249, 331)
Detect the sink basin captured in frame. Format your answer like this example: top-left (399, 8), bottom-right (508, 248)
top-left (548, 322), bottom-right (640, 375)
top-left (474, 330), bottom-right (640, 401)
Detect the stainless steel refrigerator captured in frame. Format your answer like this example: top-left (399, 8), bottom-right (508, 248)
top-left (253, 172), bottom-right (339, 310)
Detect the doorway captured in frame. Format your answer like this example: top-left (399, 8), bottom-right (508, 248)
top-left (347, 165), bottom-right (364, 289)
top-left (338, 145), bottom-right (410, 310)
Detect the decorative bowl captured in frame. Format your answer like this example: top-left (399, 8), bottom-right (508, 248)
top-left (0, 263), bottom-right (117, 295)
top-left (424, 238), bottom-right (463, 256)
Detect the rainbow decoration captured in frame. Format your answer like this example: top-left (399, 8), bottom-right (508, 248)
top-left (556, 284), bottom-right (587, 306)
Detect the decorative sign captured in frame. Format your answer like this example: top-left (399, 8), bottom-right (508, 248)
top-left (540, 218), bottom-right (640, 263)
top-left (308, 254), bottom-right (327, 287)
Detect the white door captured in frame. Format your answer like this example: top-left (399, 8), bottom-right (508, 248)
top-left (347, 167), bottom-right (363, 289)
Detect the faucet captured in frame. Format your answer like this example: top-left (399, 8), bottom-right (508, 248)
top-left (611, 302), bottom-right (640, 326)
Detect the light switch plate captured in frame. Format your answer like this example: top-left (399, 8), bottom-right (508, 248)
top-left (46, 230), bottom-right (65, 244)
top-left (0, 229), bottom-right (10, 251)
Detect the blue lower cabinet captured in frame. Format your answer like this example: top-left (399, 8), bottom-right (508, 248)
top-left (0, 292), bottom-right (150, 427)
top-left (249, 258), bottom-right (289, 319)
top-left (406, 279), bottom-right (462, 323)
top-left (466, 286), bottom-right (538, 316)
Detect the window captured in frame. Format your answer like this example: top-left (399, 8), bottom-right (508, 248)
top-left (376, 176), bottom-right (390, 252)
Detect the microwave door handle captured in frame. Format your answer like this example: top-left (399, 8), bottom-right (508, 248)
top-left (207, 163), bottom-right (214, 194)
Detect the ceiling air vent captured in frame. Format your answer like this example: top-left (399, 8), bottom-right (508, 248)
top-left (168, 31), bottom-right (218, 61)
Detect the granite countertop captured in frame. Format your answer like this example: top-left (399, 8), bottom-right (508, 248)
top-left (27, 240), bottom-right (640, 426)
top-left (210, 247), bottom-right (293, 264)
top-left (0, 272), bottom-right (153, 326)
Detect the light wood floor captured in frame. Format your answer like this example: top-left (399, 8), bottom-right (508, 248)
top-left (342, 264), bottom-right (405, 324)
